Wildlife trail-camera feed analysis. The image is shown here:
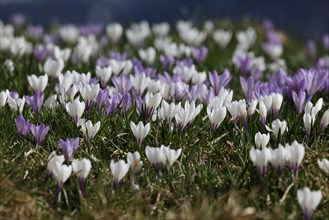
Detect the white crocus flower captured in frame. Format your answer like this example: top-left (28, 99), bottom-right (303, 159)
top-left (266, 119), bottom-right (287, 140)
top-left (130, 121), bottom-right (150, 146)
top-left (44, 94), bottom-right (58, 109)
top-left (145, 92), bottom-right (162, 115)
top-left (53, 46), bottom-right (71, 62)
top-left (318, 109), bottom-right (329, 135)
top-left (65, 98), bottom-right (85, 123)
top-left (207, 106), bottom-right (227, 132)
top-left (152, 22), bottom-right (170, 37)
top-left (270, 144), bottom-right (287, 174)
top-left (158, 100), bottom-right (177, 122)
top-left (110, 159), bottom-right (129, 191)
top-left (254, 132), bottom-right (270, 148)
top-left (46, 151), bottom-right (65, 182)
top-left (271, 93), bottom-right (283, 117)
top-left (44, 58), bottom-right (64, 78)
top-left (161, 145), bottom-right (182, 171)
top-left (145, 146), bottom-right (166, 179)
top-left (286, 141), bottom-right (305, 175)
top-left (130, 73), bottom-right (150, 95)
top-left (227, 101), bottom-right (240, 121)
top-left (139, 47), bottom-right (156, 65)
top-left (106, 23), bottom-right (123, 44)
top-left (79, 120), bottom-right (101, 142)
top-left (109, 59), bottom-right (133, 75)
top-left (248, 99), bottom-right (258, 116)
top-left (317, 159), bottom-right (329, 175)
top-left (213, 29), bottom-right (232, 49)
top-left (127, 151), bottom-right (143, 188)
top-left (0, 90), bottom-right (8, 108)
top-left (27, 74), bottom-right (48, 92)
top-left (7, 96), bottom-right (25, 114)
top-left (303, 113), bottom-right (312, 136)
top-left (297, 187), bottom-right (322, 220)
top-left (52, 162), bottom-right (72, 204)
top-left (72, 158), bottom-right (92, 197)
top-left (249, 146), bottom-right (272, 176)
top-left (79, 83), bottom-right (100, 110)
top-left (96, 66), bottom-right (112, 88)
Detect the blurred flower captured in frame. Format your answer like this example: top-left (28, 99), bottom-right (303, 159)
top-left (0, 90), bottom-right (8, 108)
top-left (270, 144), bottom-right (286, 174)
top-left (44, 58), bottom-right (64, 78)
top-left (45, 151), bottom-right (64, 184)
top-left (96, 66), bottom-right (112, 88)
top-left (249, 147), bottom-right (272, 176)
top-left (297, 187), bottom-right (322, 220)
top-left (127, 151), bottom-right (143, 188)
top-left (286, 141), bottom-right (305, 175)
top-left (213, 29), bottom-right (232, 49)
top-left (106, 23), bottom-right (123, 44)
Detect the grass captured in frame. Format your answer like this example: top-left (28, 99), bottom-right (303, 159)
top-left (0, 20), bottom-right (328, 219)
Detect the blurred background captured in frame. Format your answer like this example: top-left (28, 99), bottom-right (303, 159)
top-left (0, 0), bottom-right (328, 39)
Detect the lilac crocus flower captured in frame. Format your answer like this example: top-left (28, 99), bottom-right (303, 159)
top-left (112, 74), bottom-right (132, 94)
top-left (191, 46), bottom-right (208, 65)
top-left (160, 55), bottom-right (175, 70)
top-left (30, 123), bottom-right (49, 146)
top-left (292, 90), bottom-right (306, 115)
top-left (27, 25), bottom-right (44, 39)
top-left (10, 13), bottom-right (26, 28)
top-left (96, 88), bottom-right (109, 110)
top-left (25, 92), bottom-right (44, 115)
top-left (33, 45), bottom-right (50, 62)
top-left (105, 93), bottom-right (120, 115)
top-left (109, 51), bottom-right (130, 61)
top-left (15, 115), bottom-right (31, 138)
top-left (209, 69), bottom-right (232, 96)
top-left (236, 54), bottom-right (253, 75)
top-left (59, 138), bottom-right (80, 162)
top-left (120, 92), bottom-right (132, 112)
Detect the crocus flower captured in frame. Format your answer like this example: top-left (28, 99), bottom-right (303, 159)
top-left (30, 123), bottom-right (49, 146)
top-left (15, 115), bottom-right (31, 138)
top-left (79, 83), bottom-right (100, 110)
top-left (286, 141), bottom-right (305, 175)
top-left (44, 94), bottom-right (58, 109)
top-left (106, 23), bottom-right (123, 44)
top-left (127, 151), bottom-right (143, 188)
top-left (271, 93), bottom-right (283, 118)
top-left (130, 121), bottom-right (150, 146)
top-left (139, 47), bottom-right (156, 65)
top-left (59, 138), bottom-right (80, 162)
top-left (259, 100), bottom-right (267, 126)
top-left (317, 159), bottom-right (329, 175)
top-left (158, 100), bottom-right (177, 122)
top-left (318, 109), bottom-right (329, 136)
top-left (144, 92), bottom-right (162, 120)
top-left (297, 187), bottom-right (322, 220)
top-left (213, 29), bottom-right (232, 49)
top-left (270, 144), bottom-right (287, 174)
top-left (191, 46), bottom-right (208, 65)
top-left (96, 66), bottom-right (112, 88)
top-left (207, 106), bottom-right (227, 132)
top-left (130, 73), bottom-right (150, 95)
top-left (7, 96), bottom-right (25, 114)
top-left (0, 91), bottom-right (8, 108)
top-left (45, 151), bottom-right (64, 183)
top-left (44, 58), bottom-right (64, 78)
top-left (145, 146), bottom-right (166, 179)
top-left (161, 145), bottom-right (182, 171)
top-left (72, 158), bottom-right (92, 197)
top-left (78, 119), bottom-right (101, 142)
top-left (110, 159), bottom-right (129, 192)
top-left (254, 132), bottom-right (270, 148)
top-left (65, 98), bottom-right (85, 123)
top-left (249, 146), bottom-right (272, 176)
top-left (303, 113), bottom-right (312, 137)
top-left (208, 69), bottom-right (232, 96)
top-left (25, 91), bottom-right (44, 115)
top-left (51, 162), bottom-right (72, 205)
top-left (266, 119), bottom-right (287, 140)
top-left (27, 74), bottom-right (48, 92)
top-left (292, 90), bottom-right (306, 115)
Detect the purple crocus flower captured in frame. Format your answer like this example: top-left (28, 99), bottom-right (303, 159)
top-left (25, 92), bottom-right (44, 115)
top-left (135, 95), bottom-right (144, 115)
top-left (112, 74), bottom-right (132, 94)
top-left (292, 90), bottom-right (306, 115)
top-left (15, 115), bottom-right (31, 138)
top-left (236, 54), bottom-right (253, 75)
top-left (109, 51), bottom-right (130, 61)
top-left (27, 25), bottom-right (44, 39)
top-left (96, 56), bottom-right (111, 68)
top-left (209, 69), bottom-right (232, 95)
top-left (191, 46), bottom-right (208, 65)
top-left (30, 123), bottom-right (49, 146)
top-left (106, 93), bottom-right (120, 115)
top-left (323, 33), bottom-right (329, 50)
top-left (306, 40), bottom-right (317, 57)
top-left (120, 92), bottom-right (132, 113)
top-left (160, 55), bottom-right (175, 70)
top-left (302, 68), bottom-right (327, 102)
top-left (33, 45), bottom-right (50, 62)
top-left (10, 13), bottom-right (26, 28)
top-left (59, 138), bottom-right (79, 162)
top-left (79, 23), bottom-right (103, 36)
top-left (175, 58), bottom-right (193, 68)
top-left (10, 91), bottom-right (19, 100)
top-left (96, 88), bottom-right (109, 110)
top-left (240, 76), bottom-right (257, 102)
